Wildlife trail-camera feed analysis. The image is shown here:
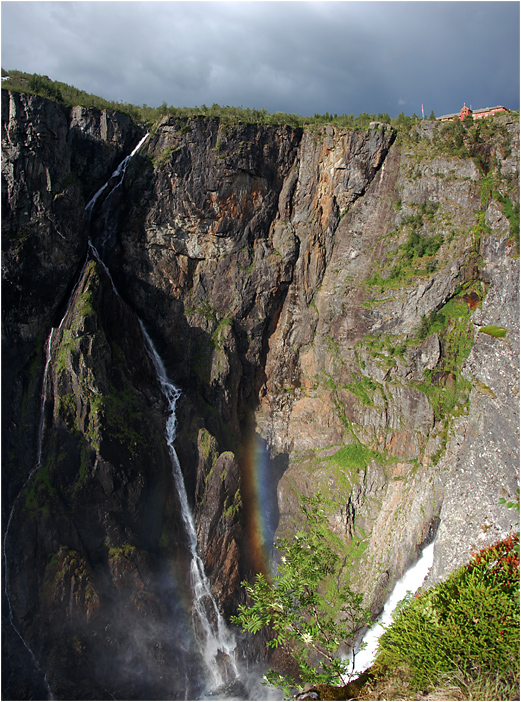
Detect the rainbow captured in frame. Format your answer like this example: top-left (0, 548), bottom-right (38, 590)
top-left (240, 429), bottom-right (280, 577)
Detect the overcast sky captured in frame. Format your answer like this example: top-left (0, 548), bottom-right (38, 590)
top-left (2, 1), bottom-right (519, 118)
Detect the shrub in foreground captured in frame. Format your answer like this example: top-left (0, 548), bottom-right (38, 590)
top-left (370, 533), bottom-right (519, 699)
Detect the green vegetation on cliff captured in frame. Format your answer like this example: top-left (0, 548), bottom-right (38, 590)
top-left (415, 295), bottom-right (474, 422)
top-left (2, 69), bottom-right (478, 131)
top-left (232, 495), bottom-right (371, 697)
top-left (23, 261), bottom-right (163, 516)
top-left (2, 69), bottom-right (146, 122)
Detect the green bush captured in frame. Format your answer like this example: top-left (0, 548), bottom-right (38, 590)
top-left (373, 534), bottom-right (520, 696)
top-left (402, 230), bottom-right (444, 260)
top-left (439, 119), bottom-right (469, 158)
top-left (231, 494), bottom-right (370, 698)
top-left (330, 444), bottom-right (380, 470)
top-left (416, 307), bottom-right (446, 341)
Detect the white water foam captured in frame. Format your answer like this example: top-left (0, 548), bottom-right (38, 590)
top-left (140, 323), bottom-right (240, 694)
top-left (350, 541), bottom-right (435, 676)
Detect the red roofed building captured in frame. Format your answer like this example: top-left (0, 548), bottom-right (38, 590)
top-left (437, 104), bottom-right (509, 122)
top-left (472, 105), bottom-right (510, 120)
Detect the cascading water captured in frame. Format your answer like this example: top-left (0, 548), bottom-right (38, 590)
top-left (86, 132), bottom-right (149, 257)
top-left (86, 131), bottom-right (149, 217)
top-left (35, 329), bottom-right (54, 467)
top-left (140, 325), bottom-right (240, 695)
top-left (85, 135), bottom-right (242, 697)
top-left (350, 541), bottom-right (435, 677)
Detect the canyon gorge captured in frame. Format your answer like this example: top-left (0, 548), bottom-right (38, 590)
top-left (2, 88), bottom-right (519, 700)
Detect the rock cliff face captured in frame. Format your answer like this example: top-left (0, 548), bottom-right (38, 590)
top-left (2, 89), bottom-right (519, 699)
top-left (258, 118), bottom-right (520, 611)
top-left (2, 92), bottom-right (205, 700)
top-left (2, 90), bottom-right (144, 502)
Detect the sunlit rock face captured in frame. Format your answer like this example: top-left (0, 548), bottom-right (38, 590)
top-left (2, 89), bottom-right (518, 699)
top-left (255, 117), bottom-right (518, 614)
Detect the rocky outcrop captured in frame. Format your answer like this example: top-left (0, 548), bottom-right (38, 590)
top-left (2, 89), bottom-right (519, 699)
top-left (194, 438), bottom-right (242, 617)
top-left (3, 259), bottom-right (206, 700)
top-left (2, 90), bottom-right (144, 505)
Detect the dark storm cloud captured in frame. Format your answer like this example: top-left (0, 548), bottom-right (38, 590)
top-left (2, 1), bottom-right (519, 118)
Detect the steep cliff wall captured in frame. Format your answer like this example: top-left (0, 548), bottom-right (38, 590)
top-left (2, 90), bottom-right (519, 699)
top-left (2, 90), bottom-right (144, 502)
top-left (258, 118), bottom-right (519, 611)
top-left (2, 93), bottom-right (204, 700)
top-left (108, 112), bottom-right (518, 614)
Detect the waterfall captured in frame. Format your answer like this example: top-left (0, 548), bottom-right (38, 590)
top-left (3, 329), bottom-right (57, 700)
top-left (350, 541), bottom-right (435, 676)
top-left (86, 132), bottom-right (149, 257)
top-left (6, 130), bottom-right (274, 700)
top-left (86, 133), bottom-right (241, 695)
top-left (85, 132), bottom-right (149, 216)
top-left (140, 324), bottom-right (240, 695)
top-left (35, 329), bottom-right (54, 468)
